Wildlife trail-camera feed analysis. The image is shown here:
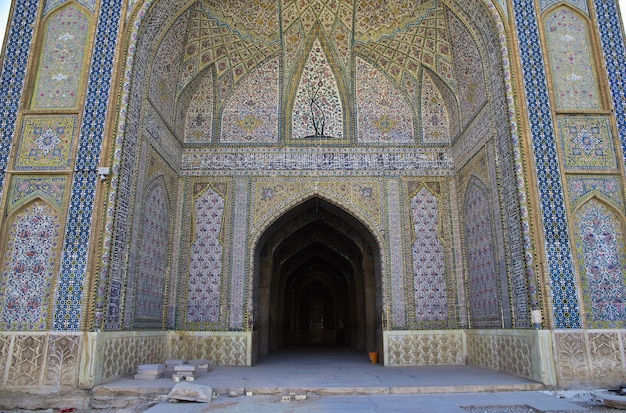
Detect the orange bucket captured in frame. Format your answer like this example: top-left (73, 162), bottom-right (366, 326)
top-left (368, 351), bottom-right (378, 364)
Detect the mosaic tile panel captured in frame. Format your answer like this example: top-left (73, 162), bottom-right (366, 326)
top-left (354, 3), bottom-right (454, 89)
top-left (355, 57), bottom-right (414, 144)
top-left (513, 0), bottom-right (581, 328)
top-left (14, 115), bottom-right (77, 170)
top-left (0, 202), bottom-right (60, 331)
top-left (292, 39), bottom-right (343, 140)
top-left (447, 10), bottom-right (487, 127)
top-left (134, 183), bottom-right (169, 327)
top-left (7, 175), bottom-right (67, 213)
top-left (567, 175), bottom-right (624, 210)
top-left (220, 57), bottom-right (280, 144)
top-left (594, 0), bottom-right (626, 166)
top-left (101, 0), bottom-right (188, 330)
top-left (283, 0), bottom-right (352, 39)
top-left (54, 0), bottom-right (123, 330)
top-left (204, 0), bottom-right (279, 42)
top-left (44, 0), bottom-right (96, 15)
top-left (180, 3), bottom-right (281, 93)
top-left (557, 116), bottom-right (617, 170)
top-left (388, 180), bottom-right (406, 328)
top-left (0, 0), bottom-right (40, 198)
top-left (230, 179), bottom-right (248, 329)
top-left (187, 185), bottom-right (226, 325)
top-left (148, 10), bottom-right (189, 125)
top-left (539, 0), bottom-right (588, 15)
top-left (32, 5), bottom-right (89, 109)
top-left (421, 70), bottom-right (450, 144)
top-left (574, 201), bottom-right (626, 328)
top-left (463, 179), bottom-right (501, 328)
top-left (545, 8), bottom-right (600, 109)
top-left (411, 188), bottom-right (448, 323)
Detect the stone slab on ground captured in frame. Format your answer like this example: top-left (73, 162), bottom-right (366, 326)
top-left (167, 382), bottom-right (213, 403)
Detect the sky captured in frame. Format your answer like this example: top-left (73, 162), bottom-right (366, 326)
top-left (0, 0), bottom-right (622, 56)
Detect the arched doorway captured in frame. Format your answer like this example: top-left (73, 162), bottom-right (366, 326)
top-left (254, 198), bottom-right (381, 361)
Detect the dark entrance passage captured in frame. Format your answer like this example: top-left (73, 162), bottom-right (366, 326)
top-left (254, 197), bottom-right (380, 360)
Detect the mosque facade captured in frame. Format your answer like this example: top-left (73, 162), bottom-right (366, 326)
top-left (0, 0), bottom-right (625, 394)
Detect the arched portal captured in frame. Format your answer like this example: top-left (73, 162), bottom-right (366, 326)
top-left (254, 198), bottom-right (381, 361)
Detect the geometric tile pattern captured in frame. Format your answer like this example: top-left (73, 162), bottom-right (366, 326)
top-left (15, 115), bottom-right (77, 170)
top-left (594, 0), bottom-right (626, 169)
top-left (53, 0), bottom-right (123, 330)
top-left (421, 70), bottom-right (450, 144)
top-left (0, 0), bottom-right (39, 199)
top-left (539, 0), bottom-right (588, 15)
top-left (513, 0), bottom-right (581, 328)
top-left (354, 4), bottom-right (454, 89)
top-left (557, 116), bottom-right (617, 170)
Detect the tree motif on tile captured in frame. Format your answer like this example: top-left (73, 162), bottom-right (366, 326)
top-left (411, 188), bottom-right (448, 322)
top-left (187, 186), bottom-right (226, 324)
top-left (575, 201), bottom-right (626, 327)
top-left (134, 183), bottom-right (169, 326)
top-left (464, 178), bottom-right (501, 328)
top-left (44, 334), bottom-right (80, 386)
top-left (221, 57), bottom-right (279, 143)
top-left (33, 5), bottom-right (89, 109)
top-left (292, 39), bottom-right (343, 140)
top-left (421, 70), bottom-right (450, 144)
top-left (545, 8), bottom-right (600, 109)
top-left (0, 202), bottom-right (60, 330)
top-left (15, 116), bottom-right (77, 170)
top-left (356, 57), bottom-right (414, 143)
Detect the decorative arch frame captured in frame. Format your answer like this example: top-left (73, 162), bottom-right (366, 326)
top-left (571, 196), bottom-right (626, 328)
top-left (29, 2), bottom-right (94, 110)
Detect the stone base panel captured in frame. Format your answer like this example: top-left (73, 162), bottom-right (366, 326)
top-left (1, 329), bottom-right (624, 391)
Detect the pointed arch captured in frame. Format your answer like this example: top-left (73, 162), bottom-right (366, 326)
top-left (31, 3), bottom-right (92, 109)
top-left (132, 176), bottom-right (172, 328)
top-left (0, 200), bottom-right (62, 330)
top-left (573, 198), bottom-right (626, 327)
top-left (286, 28), bottom-right (349, 143)
top-left (463, 175), bottom-right (501, 328)
top-left (543, 5), bottom-right (601, 109)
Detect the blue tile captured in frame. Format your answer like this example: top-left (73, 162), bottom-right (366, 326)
top-left (512, 0), bottom-right (581, 328)
top-left (54, 0), bottom-right (123, 331)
